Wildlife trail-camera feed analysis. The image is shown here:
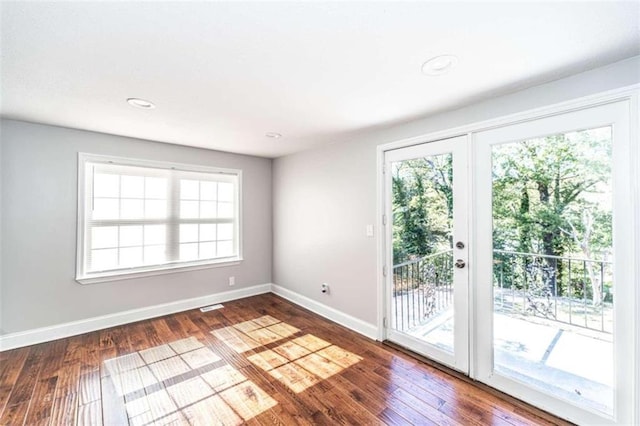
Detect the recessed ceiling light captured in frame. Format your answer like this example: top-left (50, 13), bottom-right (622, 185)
top-left (265, 132), bottom-right (282, 139)
top-left (127, 98), bottom-right (155, 109)
top-left (421, 55), bottom-right (459, 76)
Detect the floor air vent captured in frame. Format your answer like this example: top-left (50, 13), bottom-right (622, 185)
top-left (200, 304), bottom-right (224, 312)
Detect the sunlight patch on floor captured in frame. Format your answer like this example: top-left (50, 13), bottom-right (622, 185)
top-left (246, 333), bottom-right (362, 393)
top-left (104, 336), bottom-right (277, 425)
top-left (211, 315), bottom-right (301, 353)
top-left (105, 316), bottom-right (363, 424)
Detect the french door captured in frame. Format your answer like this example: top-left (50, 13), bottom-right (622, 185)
top-left (383, 135), bottom-right (469, 373)
top-left (382, 99), bottom-right (636, 425)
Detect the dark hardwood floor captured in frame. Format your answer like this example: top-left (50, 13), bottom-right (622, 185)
top-left (0, 293), bottom-right (570, 425)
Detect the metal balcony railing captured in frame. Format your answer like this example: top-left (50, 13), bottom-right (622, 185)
top-left (493, 250), bottom-right (613, 334)
top-left (391, 249), bottom-right (613, 334)
top-left (392, 249), bottom-right (453, 332)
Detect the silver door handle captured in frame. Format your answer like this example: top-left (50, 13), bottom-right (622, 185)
top-left (455, 259), bottom-right (466, 268)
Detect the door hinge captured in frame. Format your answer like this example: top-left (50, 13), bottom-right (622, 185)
top-left (382, 163), bottom-right (386, 174)
top-left (383, 265), bottom-right (387, 277)
top-left (382, 214), bottom-right (387, 226)
top-left (383, 317), bottom-right (388, 328)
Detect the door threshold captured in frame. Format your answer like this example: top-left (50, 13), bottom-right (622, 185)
top-left (383, 340), bottom-right (467, 381)
top-left (382, 340), bottom-right (571, 425)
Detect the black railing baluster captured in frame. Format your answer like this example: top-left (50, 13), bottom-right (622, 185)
top-left (583, 260), bottom-right (588, 328)
top-left (401, 266), bottom-right (405, 331)
top-left (405, 264), bottom-right (409, 331)
top-left (600, 261), bottom-right (605, 332)
top-left (448, 255), bottom-right (451, 308)
top-left (554, 257), bottom-right (558, 319)
top-left (416, 262), bottom-right (424, 323)
top-left (395, 272), bottom-right (399, 330)
top-left (523, 255), bottom-right (527, 315)
top-left (499, 256), bottom-right (504, 309)
top-left (511, 254), bottom-right (516, 315)
top-left (568, 259), bottom-right (572, 327)
top-left (412, 262), bottom-right (416, 328)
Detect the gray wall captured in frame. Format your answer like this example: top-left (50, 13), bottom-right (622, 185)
top-left (273, 56), bottom-right (640, 326)
top-left (0, 127), bottom-right (3, 334)
top-left (0, 120), bottom-right (272, 333)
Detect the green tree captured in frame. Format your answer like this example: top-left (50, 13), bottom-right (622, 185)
top-left (392, 155), bottom-right (453, 264)
top-left (492, 128), bottom-right (612, 301)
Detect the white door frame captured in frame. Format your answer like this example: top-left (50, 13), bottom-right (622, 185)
top-left (376, 85), bottom-right (639, 425)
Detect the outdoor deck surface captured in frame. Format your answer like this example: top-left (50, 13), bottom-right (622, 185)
top-left (405, 309), bottom-right (613, 416)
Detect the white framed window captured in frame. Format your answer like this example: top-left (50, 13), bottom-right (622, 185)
top-left (76, 153), bottom-right (242, 284)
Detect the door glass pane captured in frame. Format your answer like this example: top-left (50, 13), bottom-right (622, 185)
top-left (491, 126), bottom-right (613, 415)
top-left (391, 154), bottom-right (454, 352)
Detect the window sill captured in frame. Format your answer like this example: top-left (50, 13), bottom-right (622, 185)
top-left (76, 257), bottom-right (242, 285)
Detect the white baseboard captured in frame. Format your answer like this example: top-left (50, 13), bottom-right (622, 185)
top-left (0, 283), bottom-right (378, 351)
top-left (0, 283), bottom-right (271, 352)
top-left (271, 284), bottom-right (378, 340)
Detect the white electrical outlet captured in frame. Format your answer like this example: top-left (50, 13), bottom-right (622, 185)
top-left (321, 283), bottom-right (329, 294)
top-left (229, 276), bottom-right (235, 286)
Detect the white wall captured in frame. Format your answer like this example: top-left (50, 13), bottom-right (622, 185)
top-left (0, 120), bottom-right (272, 333)
top-left (273, 56), bottom-right (640, 326)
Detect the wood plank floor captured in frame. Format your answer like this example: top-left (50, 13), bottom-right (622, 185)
top-left (0, 294), bottom-right (571, 425)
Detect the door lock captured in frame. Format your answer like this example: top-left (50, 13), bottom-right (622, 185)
top-left (455, 259), bottom-right (466, 269)
top-left (456, 241), bottom-right (465, 249)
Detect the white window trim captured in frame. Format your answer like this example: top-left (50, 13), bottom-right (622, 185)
top-left (76, 153), bottom-right (243, 284)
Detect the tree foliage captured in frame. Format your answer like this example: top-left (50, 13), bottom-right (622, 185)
top-left (392, 154), bottom-right (452, 264)
top-left (392, 127), bottom-right (613, 304)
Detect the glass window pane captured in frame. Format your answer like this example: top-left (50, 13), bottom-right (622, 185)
top-left (217, 241), bottom-right (233, 257)
top-left (180, 180), bottom-right (199, 200)
top-left (217, 223), bottom-right (233, 240)
top-left (83, 158), bottom-right (239, 277)
top-left (91, 248), bottom-right (118, 271)
top-left (119, 246), bottom-right (142, 267)
top-left (119, 225), bottom-right (143, 247)
top-left (180, 201), bottom-right (199, 219)
top-left (218, 182), bottom-right (234, 202)
top-left (144, 245), bottom-right (165, 265)
top-left (144, 225), bottom-right (166, 246)
top-left (200, 201), bottom-right (216, 218)
top-left (179, 224), bottom-right (199, 243)
top-left (145, 200), bottom-right (167, 219)
top-left (91, 226), bottom-right (118, 249)
top-left (491, 126), bottom-right (613, 415)
top-left (199, 242), bottom-right (215, 259)
top-left (389, 153), bottom-right (455, 352)
top-left (121, 175), bottom-right (144, 198)
top-left (93, 198), bottom-right (119, 220)
top-left (145, 177), bottom-right (167, 199)
top-left (200, 181), bottom-right (217, 200)
top-left (217, 202), bottom-right (233, 218)
top-left (94, 174), bottom-right (119, 198)
top-left (179, 243), bottom-right (198, 261)
top-left (200, 224), bottom-right (216, 241)
top-left (121, 199), bottom-right (144, 219)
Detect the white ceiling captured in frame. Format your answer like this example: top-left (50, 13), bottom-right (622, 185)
top-left (1, 2), bottom-right (639, 158)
